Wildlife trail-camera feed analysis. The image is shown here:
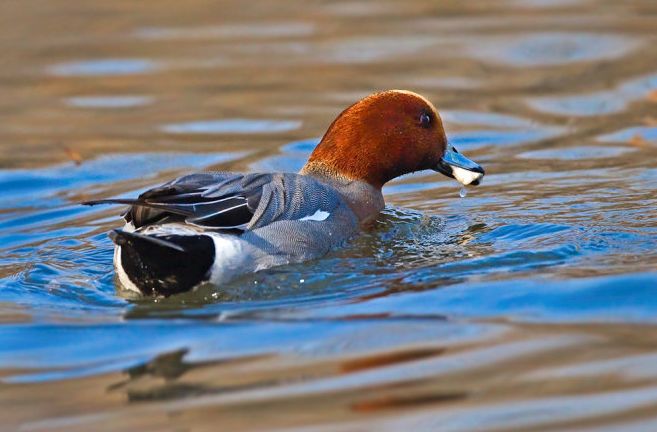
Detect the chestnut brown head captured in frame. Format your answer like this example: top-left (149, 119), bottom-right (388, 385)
top-left (301, 90), bottom-right (484, 188)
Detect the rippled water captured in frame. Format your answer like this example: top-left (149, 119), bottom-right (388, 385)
top-left (2, 0), bottom-right (657, 430)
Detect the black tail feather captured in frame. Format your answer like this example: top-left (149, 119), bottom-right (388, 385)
top-left (83, 198), bottom-right (142, 206)
top-left (109, 230), bottom-right (186, 252)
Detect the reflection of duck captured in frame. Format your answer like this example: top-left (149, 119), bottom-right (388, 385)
top-left (85, 90), bottom-right (485, 296)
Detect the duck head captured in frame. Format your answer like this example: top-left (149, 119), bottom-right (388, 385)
top-left (301, 90), bottom-right (484, 189)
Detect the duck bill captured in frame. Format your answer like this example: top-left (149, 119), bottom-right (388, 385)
top-left (435, 143), bottom-right (485, 186)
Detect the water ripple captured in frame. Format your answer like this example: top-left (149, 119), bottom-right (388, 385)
top-left (47, 59), bottom-right (158, 77)
top-left (161, 119), bottom-right (302, 134)
top-left (469, 33), bottom-right (640, 67)
top-left (65, 96), bottom-right (154, 108)
top-left (134, 22), bottom-right (315, 40)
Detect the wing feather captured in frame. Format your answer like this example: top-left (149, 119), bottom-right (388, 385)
top-left (83, 172), bottom-right (341, 232)
top-left (84, 172), bottom-right (260, 230)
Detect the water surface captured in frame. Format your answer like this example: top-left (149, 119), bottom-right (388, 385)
top-left (2, 0), bottom-right (657, 430)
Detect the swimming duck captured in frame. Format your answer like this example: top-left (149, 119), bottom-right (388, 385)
top-left (85, 90), bottom-right (484, 296)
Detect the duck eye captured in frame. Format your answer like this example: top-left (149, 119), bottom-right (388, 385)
top-left (419, 112), bottom-right (431, 128)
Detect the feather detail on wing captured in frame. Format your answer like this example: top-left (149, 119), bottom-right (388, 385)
top-left (83, 172), bottom-right (341, 232)
top-left (84, 172), bottom-right (260, 230)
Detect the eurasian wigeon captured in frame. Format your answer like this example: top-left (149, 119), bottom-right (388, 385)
top-left (85, 90), bottom-right (485, 296)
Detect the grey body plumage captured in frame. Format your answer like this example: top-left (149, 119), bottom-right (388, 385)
top-left (86, 172), bottom-right (360, 295)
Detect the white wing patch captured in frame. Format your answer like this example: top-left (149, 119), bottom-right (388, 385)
top-left (299, 210), bottom-right (330, 222)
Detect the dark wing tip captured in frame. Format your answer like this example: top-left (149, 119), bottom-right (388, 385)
top-left (82, 199), bottom-right (116, 206)
top-left (82, 198), bottom-right (144, 207)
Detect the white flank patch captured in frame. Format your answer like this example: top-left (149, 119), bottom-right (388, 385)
top-left (208, 234), bottom-right (247, 285)
top-left (300, 210), bottom-right (330, 222)
top-left (452, 166), bottom-right (484, 186)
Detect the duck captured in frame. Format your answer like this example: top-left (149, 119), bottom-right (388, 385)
top-left (84, 90), bottom-right (485, 296)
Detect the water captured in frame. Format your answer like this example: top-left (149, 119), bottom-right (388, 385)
top-left (1, 0), bottom-right (657, 430)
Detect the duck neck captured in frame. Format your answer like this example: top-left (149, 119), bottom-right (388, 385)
top-left (301, 162), bottom-right (385, 223)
